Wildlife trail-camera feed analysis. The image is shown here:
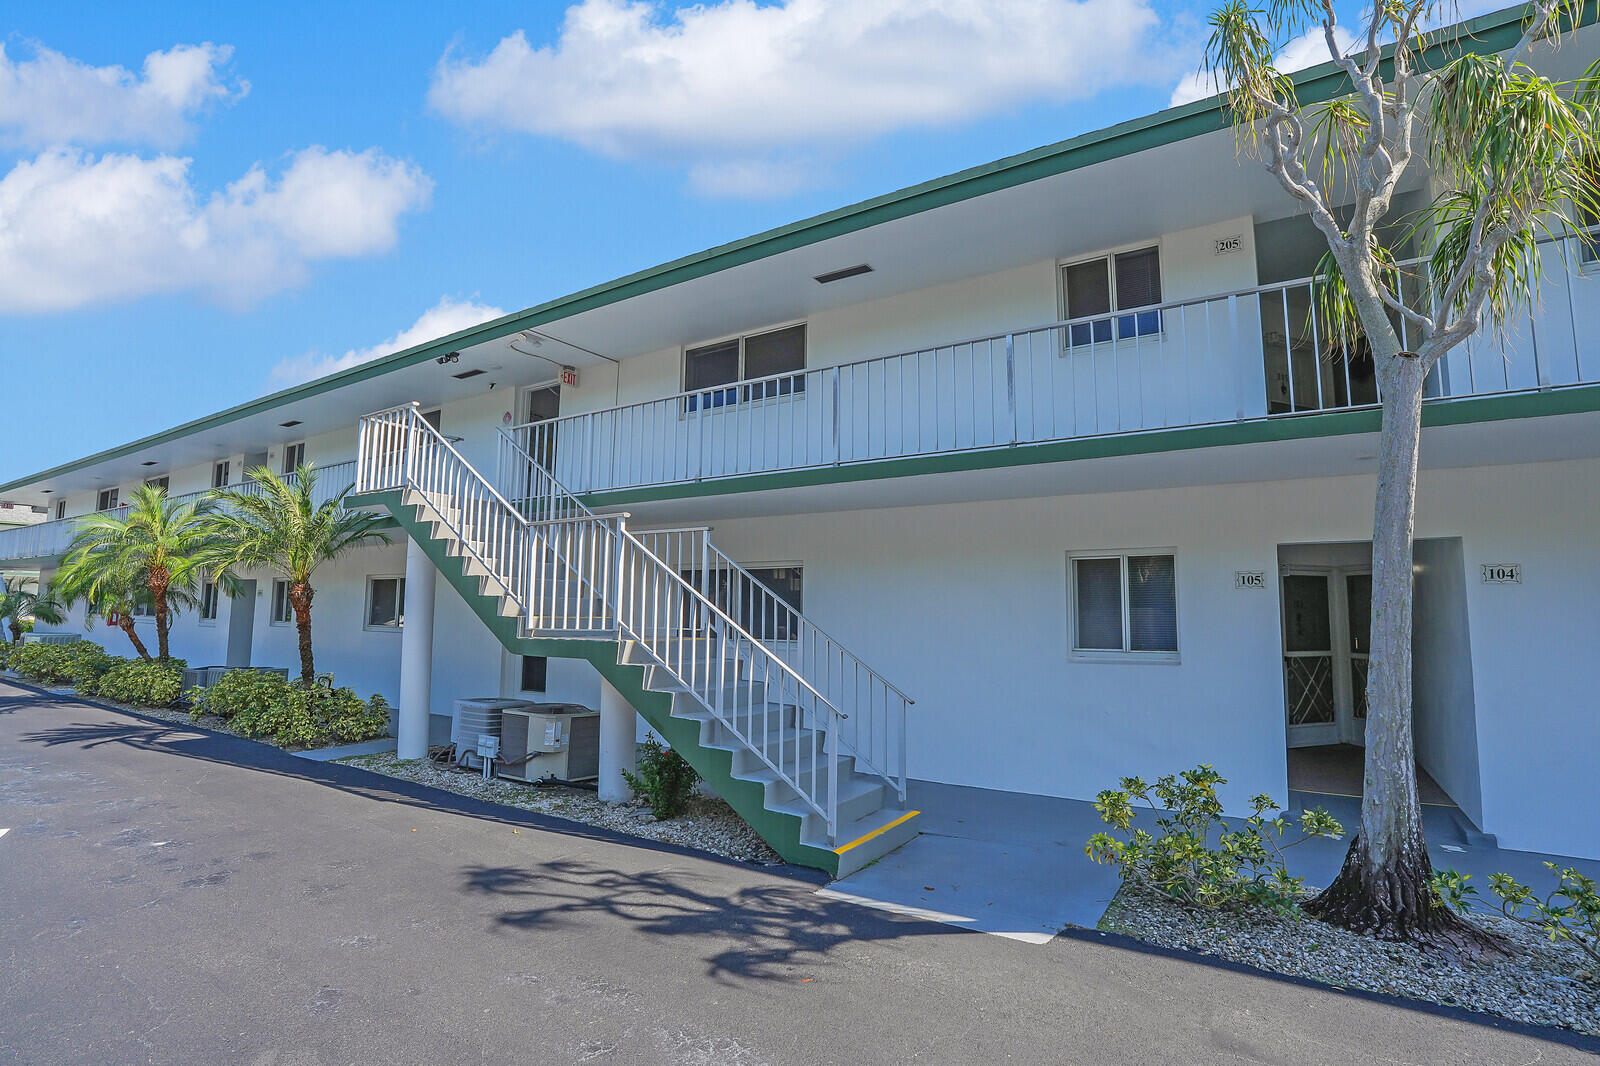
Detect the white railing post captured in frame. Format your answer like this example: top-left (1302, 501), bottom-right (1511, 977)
top-left (1005, 332), bottom-right (1018, 445)
top-left (827, 704), bottom-right (839, 840)
top-left (1229, 293), bottom-right (1246, 421)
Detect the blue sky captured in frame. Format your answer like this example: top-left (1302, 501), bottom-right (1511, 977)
top-left (0, 0), bottom-right (1442, 479)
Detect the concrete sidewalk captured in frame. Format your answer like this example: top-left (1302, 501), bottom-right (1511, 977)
top-left (825, 778), bottom-right (1600, 945)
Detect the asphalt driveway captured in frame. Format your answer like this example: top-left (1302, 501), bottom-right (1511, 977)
top-left (1, 680), bottom-right (1592, 1065)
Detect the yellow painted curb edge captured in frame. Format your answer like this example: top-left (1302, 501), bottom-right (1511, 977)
top-left (834, 810), bottom-right (920, 855)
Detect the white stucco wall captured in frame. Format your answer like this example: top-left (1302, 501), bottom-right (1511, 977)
top-left (693, 456), bottom-right (1600, 860)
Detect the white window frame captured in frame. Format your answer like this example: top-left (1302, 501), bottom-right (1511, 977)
top-left (269, 580), bottom-right (292, 626)
top-left (199, 581), bottom-right (219, 625)
top-left (145, 476), bottom-right (170, 492)
top-left (54, 499), bottom-right (66, 520)
top-left (96, 488), bottom-right (120, 512)
top-left (681, 319), bottom-right (808, 414)
top-left (364, 575), bottom-right (406, 632)
top-left (281, 441), bottom-right (307, 475)
top-left (129, 600), bottom-right (156, 619)
top-left (212, 461), bottom-right (231, 488)
top-left (1066, 549), bottom-right (1180, 663)
top-left (1057, 241), bottom-right (1166, 349)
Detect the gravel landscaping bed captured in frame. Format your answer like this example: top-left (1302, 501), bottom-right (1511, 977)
top-left (1099, 878), bottom-right (1600, 1035)
top-left (340, 751), bottom-right (782, 866)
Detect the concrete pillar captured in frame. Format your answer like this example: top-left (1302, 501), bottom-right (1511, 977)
top-left (397, 538), bottom-right (437, 760)
top-left (598, 677), bottom-right (639, 802)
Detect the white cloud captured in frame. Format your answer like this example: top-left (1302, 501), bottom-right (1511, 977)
top-left (429, 0), bottom-right (1173, 197)
top-left (0, 41), bottom-right (245, 149)
top-left (268, 296), bottom-right (508, 387)
top-left (1170, 25), bottom-right (1358, 107)
top-left (0, 147), bottom-right (432, 313)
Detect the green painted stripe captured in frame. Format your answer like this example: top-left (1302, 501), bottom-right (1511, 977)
top-left (367, 487), bottom-right (841, 874)
top-left (578, 385), bottom-right (1600, 508)
top-left (0, 4), bottom-right (1562, 497)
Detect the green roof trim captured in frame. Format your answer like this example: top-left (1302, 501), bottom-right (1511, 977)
top-left (575, 385), bottom-right (1600, 509)
top-left (0, 3), bottom-right (1561, 496)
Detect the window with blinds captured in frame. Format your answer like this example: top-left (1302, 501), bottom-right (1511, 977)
top-left (1061, 246), bottom-right (1163, 346)
top-left (683, 323), bottom-right (806, 411)
top-left (1070, 551), bottom-right (1178, 658)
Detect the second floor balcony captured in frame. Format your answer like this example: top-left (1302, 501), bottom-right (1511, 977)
top-left (510, 246), bottom-right (1600, 501)
top-left (0, 459), bottom-right (359, 566)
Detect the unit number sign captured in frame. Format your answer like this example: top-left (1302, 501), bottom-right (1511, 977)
top-left (1235, 570), bottom-right (1266, 589)
top-left (1481, 563), bottom-right (1522, 584)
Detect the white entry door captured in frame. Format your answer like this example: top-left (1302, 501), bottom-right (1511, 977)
top-left (1282, 571), bottom-right (1339, 746)
top-left (1282, 568), bottom-right (1371, 747)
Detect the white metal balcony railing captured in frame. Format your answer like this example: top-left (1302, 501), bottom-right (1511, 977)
top-left (0, 460), bottom-right (360, 563)
top-left (357, 404), bottom-right (910, 838)
top-left (510, 239), bottom-right (1600, 497)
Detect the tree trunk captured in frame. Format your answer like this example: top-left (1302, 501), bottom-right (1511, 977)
top-left (149, 566), bottom-right (171, 662)
top-left (8, 621), bottom-right (20, 644)
top-left (288, 581), bottom-right (316, 688)
top-left (1304, 352), bottom-right (1492, 949)
top-left (119, 617), bottom-right (152, 660)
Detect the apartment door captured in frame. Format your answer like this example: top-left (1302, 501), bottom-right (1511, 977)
top-left (519, 384), bottom-right (561, 471)
top-left (225, 580), bottom-right (256, 668)
top-left (1281, 568), bottom-right (1369, 747)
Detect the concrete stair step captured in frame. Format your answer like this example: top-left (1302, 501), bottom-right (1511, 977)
top-left (814, 807), bottom-right (922, 878)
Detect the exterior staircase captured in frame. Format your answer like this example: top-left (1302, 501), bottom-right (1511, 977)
top-left (352, 403), bottom-right (919, 876)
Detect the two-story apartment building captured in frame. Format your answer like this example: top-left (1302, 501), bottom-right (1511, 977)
top-left (5, 5), bottom-right (1597, 873)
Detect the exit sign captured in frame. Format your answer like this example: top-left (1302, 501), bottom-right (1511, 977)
top-left (1481, 563), bottom-right (1521, 584)
top-left (560, 366), bottom-right (579, 388)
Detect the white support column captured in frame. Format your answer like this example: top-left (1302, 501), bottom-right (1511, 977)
top-left (397, 538), bottom-right (437, 760)
top-left (598, 677), bottom-right (639, 803)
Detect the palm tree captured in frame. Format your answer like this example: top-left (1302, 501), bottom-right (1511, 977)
top-left (201, 464), bottom-right (390, 688)
top-left (0, 575), bottom-right (66, 643)
top-left (51, 560), bottom-right (190, 661)
top-left (58, 485), bottom-right (211, 661)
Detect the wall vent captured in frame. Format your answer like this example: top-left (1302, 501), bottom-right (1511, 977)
top-left (814, 263), bottom-right (873, 284)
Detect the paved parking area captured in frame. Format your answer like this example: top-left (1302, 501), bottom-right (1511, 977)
top-left (2, 680), bottom-right (1593, 1065)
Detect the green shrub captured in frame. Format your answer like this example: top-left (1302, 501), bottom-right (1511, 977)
top-left (1431, 864), bottom-right (1600, 979)
top-left (622, 738), bottom-right (701, 819)
top-left (96, 658), bottom-right (185, 707)
top-left (9, 641), bottom-right (75, 683)
top-left (1086, 764), bottom-right (1344, 915)
top-left (187, 667), bottom-right (292, 721)
top-left (189, 670), bottom-right (390, 749)
top-left (65, 644), bottom-right (121, 695)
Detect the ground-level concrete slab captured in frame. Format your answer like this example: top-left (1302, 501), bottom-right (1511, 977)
top-left (821, 779), bottom-right (1122, 942)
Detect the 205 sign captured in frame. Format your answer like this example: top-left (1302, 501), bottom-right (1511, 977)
top-left (1481, 563), bottom-right (1522, 584)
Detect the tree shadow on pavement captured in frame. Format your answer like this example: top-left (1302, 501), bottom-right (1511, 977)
top-left (460, 859), bottom-right (955, 984)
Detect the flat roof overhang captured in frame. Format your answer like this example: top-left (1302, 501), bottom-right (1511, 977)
top-left (1, 4), bottom-right (1581, 505)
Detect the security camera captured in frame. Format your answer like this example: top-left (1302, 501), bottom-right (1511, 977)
top-left (436, 351), bottom-right (461, 365)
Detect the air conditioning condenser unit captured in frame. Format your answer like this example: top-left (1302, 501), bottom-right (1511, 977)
top-left (497, 704), bottom-right (601, 783)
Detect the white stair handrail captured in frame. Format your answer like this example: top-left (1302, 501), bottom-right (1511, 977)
top-left (360, 407), bottom-right (852, 837)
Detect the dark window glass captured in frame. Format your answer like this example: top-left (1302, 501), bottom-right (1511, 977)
top-left (1065, 259), bottom-right (1113, 346)
top-left (200, 582), bottom-right (219, 621)
top-left (272, 580), bottom-right (291, 624)
top-left (1114, 247), bottom-right (1163, 340)
top-left (685, 340), bottom-right (740, 392)
top-left (742, 325), bottom-right (807, 399)
top-left (367, 578), bottom-right (405, 628)
top-left (212, 461), bottom-right (230, 488)
top-left (1282, 575), bottom-right (1332, 653)
top-left (282, 442), bottom-right (305, 474)
top-left (520, 655), bottom-right (548, 692)
top-left (1127, 555), bottom-right (1177, 652)
top-left (1074, 557), bottom-right (1124, 650)
top-left (97, 488), bottom-right (119, 512)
